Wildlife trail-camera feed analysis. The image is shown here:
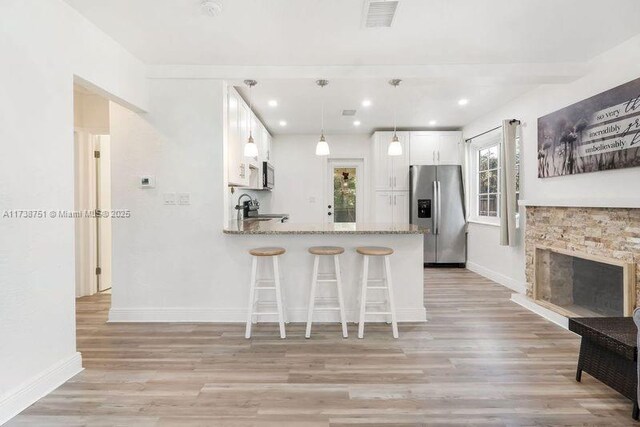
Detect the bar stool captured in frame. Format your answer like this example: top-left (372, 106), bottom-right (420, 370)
top-left (305, 246), bottom-right (348, 339)
top-left (245, 247), bottom-right (286, 339)
top-left (356, 246), bottom-right (398, 339)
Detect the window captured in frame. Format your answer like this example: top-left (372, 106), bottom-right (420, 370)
top-left (477, 144), bottom-right (499, 217)
top-left (468, 130), bottom-right (520, 224)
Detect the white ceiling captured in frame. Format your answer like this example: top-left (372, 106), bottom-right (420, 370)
top-left (234, 78), bottom-right (536, 134)
top-left (63, 0), bottom-right (640, 133)
top-left (64, 0), bottom-right (640, 66)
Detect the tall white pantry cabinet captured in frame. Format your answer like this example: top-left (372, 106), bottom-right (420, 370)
top-left (371, 130), bottom-right (462, 224)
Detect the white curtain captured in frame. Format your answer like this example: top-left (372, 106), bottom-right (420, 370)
top-left (499, 120), bottom-right (518, 246)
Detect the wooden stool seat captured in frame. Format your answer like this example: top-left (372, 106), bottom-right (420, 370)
top-left (308, 246), bottom-right (345, 256)
top-left (249, 247), bottom-right (286, 257)
top-left (356, 246), bottom-right (394, 256)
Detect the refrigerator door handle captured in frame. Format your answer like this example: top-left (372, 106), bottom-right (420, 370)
top-left (437, 181), bottom-right (442, 235)
top-left (432, 181), bottom-right (438, 235)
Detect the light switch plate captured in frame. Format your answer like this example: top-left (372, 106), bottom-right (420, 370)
top-left (163, 193), bottom-right (176, 205)
top-left (177, 193), bottom-right (190, 205)
top-left (140, 175), bottom-right (156, 188)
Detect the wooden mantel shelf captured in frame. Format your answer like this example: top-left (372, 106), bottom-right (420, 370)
top-left (518, 199), bottom-right (640, 209)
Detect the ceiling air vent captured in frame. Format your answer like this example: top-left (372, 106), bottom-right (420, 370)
top-left (342, 109), bottom-right (357, 116)
top-left (363, 0), bottom-right (400, 28)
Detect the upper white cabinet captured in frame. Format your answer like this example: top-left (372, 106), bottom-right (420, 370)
top-left (372, 131), bottom-right (410, 191)
top-left (227, 89), bottom-right (248, 187)
top-left (260, 127), bottom-right (271, 162)
top-left (409, 131), bottom-right (462, 165)
top-left (226, 86), bottom-right (272, 187)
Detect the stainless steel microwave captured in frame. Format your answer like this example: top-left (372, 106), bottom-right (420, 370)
top-left (262, 162), bottom-right (274, 189)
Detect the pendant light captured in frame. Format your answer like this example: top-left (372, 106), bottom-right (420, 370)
top-left (315, 79), bottom-right (330, 156)
top-left (243, 79), bottom-right (259, 158)
top-left (388, 79), bottom-right (403, 156)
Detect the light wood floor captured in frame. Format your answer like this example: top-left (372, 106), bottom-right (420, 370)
top-left (9, 269), bottom-right (636, 426)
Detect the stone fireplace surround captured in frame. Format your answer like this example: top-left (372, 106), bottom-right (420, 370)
top-left (525, 206), bottom-right (640, 317)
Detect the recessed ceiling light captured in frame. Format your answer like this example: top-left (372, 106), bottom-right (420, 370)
top-left (429, 120), bottom-right (437, 126)
top-left (458, 98), bottom-right (469, 106)
top-left (201, 0), bottom-right (223, 17)
top-left (362, 99), bottom-right (372, 107)
top-left (279, 120), bottom-right (287, 127)
top-left (268, 100), bottom-right (278, 107)
top-left (353, 120), bottom-right (361, 126)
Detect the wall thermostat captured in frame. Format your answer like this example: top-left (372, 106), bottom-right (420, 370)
top-left (139, 175), bottom-right (156, 188)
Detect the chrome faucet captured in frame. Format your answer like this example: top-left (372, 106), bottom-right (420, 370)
top-left (235, 193), bottom-right (258, 221)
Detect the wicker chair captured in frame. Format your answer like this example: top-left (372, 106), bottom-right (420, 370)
top-left (635, 308), bottom-right (640, 420)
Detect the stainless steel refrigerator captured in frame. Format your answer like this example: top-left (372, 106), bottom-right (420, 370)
top-left (410, 165), bottom-right (466, 265)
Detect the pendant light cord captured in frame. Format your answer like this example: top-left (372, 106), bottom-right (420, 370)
top-left (393, 83), bottom-right (397, 137)
top-left (248, 83), bottom-right (253, 138)
top-left (321, 90), bottom-right (324, 136)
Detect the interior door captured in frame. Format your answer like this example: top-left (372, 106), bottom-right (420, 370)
top-left (326, 160), bottom-right (363, 224)
top-left (436, 165), bottom-right (466, 263)
top-left (410, 165), bottom-right (436, 263)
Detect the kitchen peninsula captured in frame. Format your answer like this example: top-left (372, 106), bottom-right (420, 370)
top-left (223, 220), bottom-right (428, 323)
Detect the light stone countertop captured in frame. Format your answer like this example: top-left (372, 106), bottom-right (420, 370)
top-left (223, 220), bottom-right (428, 235)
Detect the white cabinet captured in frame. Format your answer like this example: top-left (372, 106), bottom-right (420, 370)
top-left (247, 118), bottom-right (261, 169)
top-left (373, 191), bottom-right (409, 224)
top-left (409, 132), bottom-right (439, 165)
top-left (374, 191), bottom-right (394, 223)
top-left (260, 127), bottom-right (271, 162)
top-left (438, 132), bottom-right (463, 165)
top-left (226, 87), bottom-right (272, 187)
top-left (393, 191), bottom-right (409, 224)
top-left (372, 131), bottom-right (410, 191)
top-left (409, 131), bottom-right (462, 165)
top-left (371, 131), bottom-right (410, 223)
top-left (227, 90), bottom-right (249, 187)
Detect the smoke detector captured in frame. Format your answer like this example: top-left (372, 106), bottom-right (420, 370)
top-left (363, 0), bottom-right (400, 28)
top-left (201, 0), bottom-right (223, 17)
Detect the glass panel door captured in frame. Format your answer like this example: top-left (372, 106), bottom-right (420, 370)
top-left (333, 167), bottom-right (357, 223)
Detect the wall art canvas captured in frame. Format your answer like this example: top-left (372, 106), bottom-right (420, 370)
top-left (537, 77), bottom-right (640, 178)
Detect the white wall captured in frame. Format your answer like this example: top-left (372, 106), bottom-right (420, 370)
top-left (0, 0), bottom-right (147, 422)
top-left (270, 134), bottom-right (372, 223)
top-left (462, 34), bottom-right (640, 293)
top-left (109, 79), bottom-right (227, 313)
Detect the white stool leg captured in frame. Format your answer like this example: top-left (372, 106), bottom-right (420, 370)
top-left (358, 255), bottom-right (369, 339)
top-left (273, 255), bottom-right (286, 339)
top-left (305, 255), bottom-right (320, 338)
top-left (245, 256), bottom-right (258, 339)
top-left (384, 255), bottom-right (399, 339)
top-left (334, 254), bottom-right (348, 338)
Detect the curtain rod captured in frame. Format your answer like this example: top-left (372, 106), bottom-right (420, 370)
top-left (465, 119), bottom-right (521, 142)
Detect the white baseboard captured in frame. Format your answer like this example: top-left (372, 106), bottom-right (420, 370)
top-left (466, 261), bottom-right (527, 294)
top-left (510, 293), bottom-right (569, 329)
top-left (108, 307), bottom-right (427, 323)
top-left (0, 352), bottom-right (83, 425)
